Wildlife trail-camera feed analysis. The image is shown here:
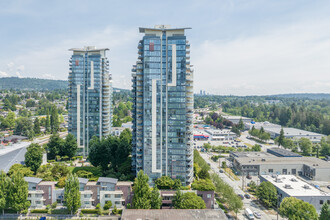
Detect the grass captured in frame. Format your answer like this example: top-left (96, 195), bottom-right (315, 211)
top-left (224, 168), bottom-right (240, 181)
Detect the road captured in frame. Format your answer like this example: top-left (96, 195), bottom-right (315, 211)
top-left (201, 152), bottom-right (284, 220)
top-left (239, 131), bottom-right (277, 152)
top-left (0, 131), bottom-right (68, 172)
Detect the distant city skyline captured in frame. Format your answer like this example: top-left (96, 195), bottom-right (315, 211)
top-left (1, 0), bottom-right (330, 95)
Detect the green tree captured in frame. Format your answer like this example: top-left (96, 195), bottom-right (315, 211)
top-left (251, 144), bottom-right (261, 151)
top-left (6, 111), bottom-right (16, 129)
top-left (103, 200), bottom-right (112, 210)
top-left (154, 176), bottom-right (175, 189)
top-left (24, 143), bottom-right (43, 173)
top-left (7, 171), bottom-right (30, 214)
top-left (279, 197), bottom-right (318, 220)
top-left (278, 128), bottom-right (285, 147)
top-left (173, 191), bottom-right (206, 209)
top-left (64, 173), bottom-right (81, 214)
top-left (62, 133), bottom-right (77, 159)
top-left (238, 118), bottom-right (244, 131)
top-left (256, 181), bottom-right (277, 208)
top-left (0, 171), bottom-right (10, 215)
top-left (150, 187), bottom-right (162, 209)
top-left (319, 202), bottom-right (330, 220)
top-left (33, 117), bottom-right (41, 135)
top-left (8, 164), bottom-right (33, 177)
top-left (45, 109), bottom-right (50, 133)
top-left (14, 117), bottom-right (33, 137)
top-left (248, 181), bottom-right (257, 192)
top-left (50, 105), bottom-right (59, 133)
top-left (132, 170), bottom-right (151, 209)
top-left (299, 138), bottom-right (313, 155)
top-left (320, 136), bottom-right (330, 156)
top-left (47, 133), bottom-right (64, 160)
top-left (227, 194), bottom-right (243, 219)
top-left (191, 179), bottom-right (215, 191)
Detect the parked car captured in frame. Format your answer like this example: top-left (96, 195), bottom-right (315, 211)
top-left (246, 175), bottom-right (252, 179)
top-left (327, 185), bottom-right (330, 190)
top-left (253, 211), bottom-right (261, 219)
top-left (244, 194), bottom-right (251, 199)
top-left (219, 169), bottom-right (224, 173)
top-left (245, 208), bottom-right (254, 220)
top-left (238, 194), bottom-right (244, 200)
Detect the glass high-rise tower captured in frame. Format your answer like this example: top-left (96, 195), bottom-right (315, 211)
top-left (131, 25), bottom-right (194, 185)
top-left (68, 46), bottom-right (112, 156)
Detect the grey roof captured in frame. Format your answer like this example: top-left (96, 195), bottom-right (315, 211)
top-left (97, 177), bottom-right (118, 184)
top-left (267, 148), bottom-right (302, 157)
top-left (78, 178), bottom-right (89, 185)
top-left (24, 177), bottom-right (42, 184)
top-left (69, 46), bottom-right (109, 52)
top-left (122, 209), bottom-right (227, 220)
top-left (139, 26), bottom-right (191, 33)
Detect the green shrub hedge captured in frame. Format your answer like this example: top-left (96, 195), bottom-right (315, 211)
top-left (81, 209), bottom-right (99, 214)
top-left (31, 209), bottom-right (48, 213)
top-left (72, 166), bottom-right (102, 177)
top-left (51, 209), bottom-right (69, 214)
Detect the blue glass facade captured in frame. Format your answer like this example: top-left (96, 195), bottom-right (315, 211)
top-left (68, 46), bottom-right (112, 156)
top-left (132, 26), bottom-right (194, 185)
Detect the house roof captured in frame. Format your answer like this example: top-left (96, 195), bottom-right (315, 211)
top-left (24, 177), bottom-right (42, 184)
top-left (78, 178), bottom-right (89, 185)
top-left (97, 177), bottom-right (118, 184)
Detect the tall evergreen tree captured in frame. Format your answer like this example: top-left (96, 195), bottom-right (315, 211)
top-left (63, 133), bottom-right (78, 159)
top-left (278, 128), bottom-right (285, 147)
top-left (33, 117), bottom-right (41, 135)
top-left (150, 187), bottom-right (162, 209)
top-left (7, 171), bottom-right (30, 214)
top-left (64, 173), bottom-right (81, 214)
top-left (50, 106), bottom-right (59, 134)
top-left (319, 202), bottom-right (330, 220)
top-left (25, 143), bottom-right (43, 173)
top-left (45, 109), bottom-right (50, 133)
top-left (132, 170), bottom-right (151, 209)
top-left (0, 171), bottom-right (10, 215)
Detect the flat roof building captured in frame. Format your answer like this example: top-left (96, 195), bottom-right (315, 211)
top-left (260, 175), bottom-right (330, 213)
top-left (267, 148), bottom-right (302, 157)
top-left (232, 152), bottom-right (330, 181)
top-left (222, 115), bottom-right (251, 124)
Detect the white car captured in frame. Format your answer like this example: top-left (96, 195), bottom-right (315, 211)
top-left (253, 211), bottom-right (261, 219)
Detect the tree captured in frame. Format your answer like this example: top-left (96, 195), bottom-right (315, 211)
top-left (279, 197), bottom-right (318, 220)
top-left (256, 181), bottom-right (277, 208)
top-left (8, 164), bottom-right (33, 177)
top-left (34, 117), bottom-right (41, 135)
top-left (238, 118), bottom-right (244, 131)
top-left (277, 128), bottom-right (285, 147)
top-left (132, 170), bottom-right (151, 209)
top-left (191, 179), bottom-right (215, 191)
top-left (319, 202), bottom-right (330, 220)
top-left (64, 173), bottom-right (81, 214)
top-left (7, 171), bottom-right (30, 214)
top-left (150, 187), bottom-right (162, 209)
top-left (62, 133), bottom-right (77, 159)
top-left (103, 200), bottom-right (112, 210)
top-left (173, 191), bottom-right (206, 209)
top-left (24, 143), bottom-right (43, 173)
top-left (299, 138), bottom-right (313, 155)
top-left (45, 109), bottom-right (50, 133)
top-left (320, 136), bottom-right (330, 156)
top-left (47, 133), bottom-right (64, 160)
top-left (0, 171), bottom-right (10, 215)
top-left (6, 111), bottom-right (16, 129)
top-left (227, 194), bottom-right (243, 218)
top-left (14, 117), bottom-right (33, 137)
top-left (50, 105), bottom-right (59, 133)
top-left (154, 176), bottom-right (175, 189)
top-left (248, 181), bottom-right (257, 192)
top-left (251, 144), bottom-right (261, 151)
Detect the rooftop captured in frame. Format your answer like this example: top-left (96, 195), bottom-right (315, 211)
top-left (261, 175), bottom-right (330, 197)
top-left (231, 151), bottom-right (274, 158)
top-left (69, 46), bottom-right (109, 52)
top-left (267, 148), bottom-right (302, 157)
top-left (265, 127), bottom-right (323, 136)
top-left (121, 209), bottom-right (227, 220)
top-left (222, 115), bottom-right (251, 120)
top-left (38, 181), bottom-right (57, 186)
top-left (24, 177), bottom-right (42, 184)
top-left (116, 181), bottom-right (133, 186)
top-left (78, 178), bottom-right (89, 185)
top-left (98, 177), bottom-right (118, 184)
top-left (236, 155), bottom-right (330, 168)
top-left (139, 25), bottom-right (191, 33)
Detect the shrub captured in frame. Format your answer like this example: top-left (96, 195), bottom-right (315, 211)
top-left (81, 209), bottom-right (99, 214)
top-left (31, 209), bottom-right (48, 213)
top-left (72, 166), bottom-right (102, 177)
top-left (103, 201), bottom-right (112, 210)
top-left (51, 208), bottom-right (69, 214)
top-left (51, 201), bottom-right (57, 209)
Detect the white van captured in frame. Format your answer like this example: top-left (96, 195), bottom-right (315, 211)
top-left (244, 208), bottom-right (254, 220)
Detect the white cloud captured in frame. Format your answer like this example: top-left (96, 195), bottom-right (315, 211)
top-left (42, 73), bottom-right (55, 80)
top-left (193, 21), bottom-right (330, 95)
top-left (0, 71), bottom-right (9, 77)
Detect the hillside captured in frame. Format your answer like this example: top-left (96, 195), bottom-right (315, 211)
top-left (269, 93), bottom-right (330, 100)
top-left (0, 77), bottom-right (67, 90)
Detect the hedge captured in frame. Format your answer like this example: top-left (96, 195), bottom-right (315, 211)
top-left (31, 209), bottom-right (48, 213)
top-left (51, 209), bottom-right (69, 214)
top-left (81, 209), bottom-right (99, 214)
top-left (72, 166), bottom-right (102, 177)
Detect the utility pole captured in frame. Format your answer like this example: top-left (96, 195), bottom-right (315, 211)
top-left (242, 170), bottom-right (245, 191)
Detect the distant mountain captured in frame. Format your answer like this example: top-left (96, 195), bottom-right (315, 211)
top-left (269, 93), bottom-right (330, 100)
top-left (0, 77), bottom-right (67, 90)
top-left (0, 77), bottom-right (130, 92)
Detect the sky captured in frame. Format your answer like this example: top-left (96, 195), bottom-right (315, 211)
top-left (0, 0), bottom-right (330, 96)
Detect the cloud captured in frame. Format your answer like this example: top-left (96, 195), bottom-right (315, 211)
top-left (0, 71), bottom-right (9, 77)
top-left (42, 73), bottom-right (55, 80)
top-left (193, 20), bottom-right (330, 95)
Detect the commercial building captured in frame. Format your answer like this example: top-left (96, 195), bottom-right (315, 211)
top-left (260, 175), bottom-right (330, 213)
top-left (68, 46), bottom-right (112, 156)
top-left (131, 25), bottom-right (194, 185)
top-left (267, 147), bottom-right (302, 157)
top-left (245, 122), bottom-right (324, 143)
top-left (204, 129), bottom-right (237, 141)
top-left (222, 115), bottom-right (251, 124)
top-left (231, 151), bottom-right (330, 181)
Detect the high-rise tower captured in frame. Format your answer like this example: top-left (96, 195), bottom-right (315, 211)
top-left (68, 46), bottom-right (112, 156)
top-left (131, 25), bottom-right (194, 185)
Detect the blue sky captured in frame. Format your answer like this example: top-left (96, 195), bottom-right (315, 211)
top-left (1, 0), bottom-right (330, 95)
